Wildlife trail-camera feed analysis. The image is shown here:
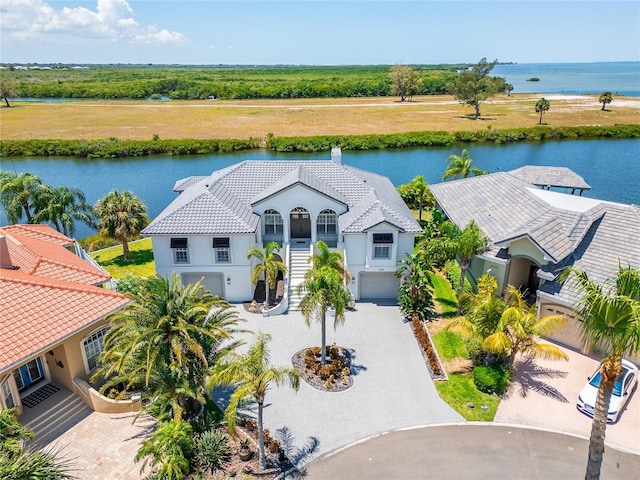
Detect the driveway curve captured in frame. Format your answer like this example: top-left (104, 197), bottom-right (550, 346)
top-left (305, 424), bottom-right (640, 480)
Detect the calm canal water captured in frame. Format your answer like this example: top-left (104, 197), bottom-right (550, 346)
top-left (1, 138), bottom-right (639, 239)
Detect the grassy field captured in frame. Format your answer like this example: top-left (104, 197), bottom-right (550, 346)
top-left (2, 94), bottom-right (638, 142)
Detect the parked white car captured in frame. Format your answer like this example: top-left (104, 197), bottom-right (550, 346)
top-left (577, 358), bottom-right (638, 423)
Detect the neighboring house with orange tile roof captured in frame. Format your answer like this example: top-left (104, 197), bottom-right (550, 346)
top-left (0, 224), bottom-right (131, 414)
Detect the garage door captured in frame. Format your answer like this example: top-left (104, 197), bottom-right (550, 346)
top-left (182, 273), bottom-right (225, 298)
top-left (359, 272), bottom-right (400, 300)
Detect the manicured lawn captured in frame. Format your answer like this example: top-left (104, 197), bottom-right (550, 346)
top-left (90, 238), bottom-right (155, 279)
top-left (432, 330), bottom-right (468, 361)
top-left (430, 272), bottom-right (458, 317)
top-left (435, 373), bottom-right (500, 422)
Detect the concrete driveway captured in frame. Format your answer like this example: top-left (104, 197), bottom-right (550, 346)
top-left (213, 301), bottom-right (463, 461)
top-left (494, 342), bottom-right (640, 454)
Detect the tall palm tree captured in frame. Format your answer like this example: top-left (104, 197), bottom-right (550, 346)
top-left (439, 220), bottom-right (489, 314)
top-left (442, 150), bottom-right (487, 181)
top-left (535, 97), bottom-right (550, 124)
top-left (297, 265), bottom-right (351, 365)
top-left (32, 185), bottom-right (95, 237)
top-left (0, 171), bottom-right (46, 223)
top-left (561, 265), bottom-right (640, 480)
top-left (247, 241), bottom-right (286, 307)
top-left (410, 175), bottom-right (432, 222)
top-left (135, 419), bottom-right (192, 480)
top-left (96, 274), bottom-right (241, 422)
top-left (310, 240), bottom-right (351, 282)
top-left (94, 190), bottom-right (147, 261)
top-left (210, 332), bottom-right (300, 470)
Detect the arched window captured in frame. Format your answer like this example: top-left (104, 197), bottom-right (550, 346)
top-left (317, 209), bottom-right (337, 235)
top-left (82, 325), bottom-right (109, 373)
top-left (264, 209), bottom-right (283, 235)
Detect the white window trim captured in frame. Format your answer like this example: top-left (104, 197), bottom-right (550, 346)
top-left (81, 325), bottom-right (109, 374)
top-left (264, 211), bottom-right (284, 235)
top-left (1, 377), bottom-right (16, 409)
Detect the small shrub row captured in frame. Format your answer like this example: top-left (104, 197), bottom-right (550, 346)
top-left (237, 417), bottom-right (281, 454)
top-left (411, 316), bottom-right (442, 376)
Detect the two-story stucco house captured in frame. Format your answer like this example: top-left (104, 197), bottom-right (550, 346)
top-left (430, 166), bottom-right (640, 351)
top-left (142, 148), bottom-right (422, 310)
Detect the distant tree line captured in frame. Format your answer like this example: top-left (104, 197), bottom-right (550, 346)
top-left (0, 64), bottom-right (461, 100)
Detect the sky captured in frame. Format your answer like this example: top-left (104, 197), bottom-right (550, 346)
top-left (1, 0), bottom-right (639, 65)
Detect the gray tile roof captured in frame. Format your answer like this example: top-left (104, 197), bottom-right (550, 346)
top-left (173, 176), bottom-right (209, 192)
top-left (508, 166), bottom-right (591, 190)
top-left (430, 168), bottom-right (640, 307)
top-left (143, 160), bottom-right (422, 236)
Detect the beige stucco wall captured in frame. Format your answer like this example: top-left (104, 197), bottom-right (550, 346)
top-left (507, 238), bottom-right (546, 265)
top-left (538, 301), bottom-right (583, 351)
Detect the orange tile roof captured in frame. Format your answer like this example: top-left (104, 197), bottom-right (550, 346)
top-left (0, 228), bottom-right (110, 285)
top-left (0, 225), bottom-right (131, 373)
top-left (1, 224), bottom-right (73, 246)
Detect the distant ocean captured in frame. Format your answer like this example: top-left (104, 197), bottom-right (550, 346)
top-left (492, 62), bottom-right (640, 97)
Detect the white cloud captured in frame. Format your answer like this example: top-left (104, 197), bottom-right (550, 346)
top-left (0, 0), bottom-right (188, 45)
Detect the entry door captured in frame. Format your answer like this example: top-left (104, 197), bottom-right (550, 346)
top-left (14, 358), bottom-right (45, 392)
top-left (290, 208), bottom-right (311, 239)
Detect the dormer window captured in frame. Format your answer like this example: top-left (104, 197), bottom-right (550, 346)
top-left (373, 233), bottom-right (393, 259)
top-left (171, 238), bottom-right (189, 264)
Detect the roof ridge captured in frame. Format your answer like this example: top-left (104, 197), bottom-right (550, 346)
top-left (0, 271), bottom-right (125, 297)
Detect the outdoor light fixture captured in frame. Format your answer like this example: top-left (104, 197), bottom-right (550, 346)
top-left (226, 277), bottom-right (231, 285)
top-left (352, 277), bottom-right (356, 284)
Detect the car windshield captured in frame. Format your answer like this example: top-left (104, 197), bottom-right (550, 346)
top-left (589, 367), bottom-right (629, 397)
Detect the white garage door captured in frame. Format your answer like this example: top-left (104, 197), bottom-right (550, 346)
top-left (182, 273), bottom-right (225, 298)
top-left (359, 272), bottom-right (400, 300)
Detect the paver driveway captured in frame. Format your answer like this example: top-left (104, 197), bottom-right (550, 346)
top-left (213, 301), bottom-right (463, 461)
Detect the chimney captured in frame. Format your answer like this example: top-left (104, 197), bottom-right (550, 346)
top-left (0, 236), bottom-right (14, 269)
top-left (331, 146), bottom-right (342, 164)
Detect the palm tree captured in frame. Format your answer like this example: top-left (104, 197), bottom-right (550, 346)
top-left (560, 265), bottom-right (640, 480)
top-left (311, 240), bottom-right (351, 282)
top-left (0, 171), bottom-right (46, 224)
top-left (410, 175), bottom-right (432, 222)
top-left (442, 149), bottom-right (487, 181)
top-left (247, 241), bottom-right (287, 308)
top-left (297, 265), bottom-right (351, 365)
top-left (599, 91), bottom-right (613, 111)
top-left (210, 332), bottom-right (300, 470)
top-left (96, 274), bottom-right (240, 422)
top-left (506, 84), bottom-right (514, 96)
top-left (32, 185), bottom-right (95, 237)
top-left (0, 408), bottom-right (74, 480)
top-left (395, 253), bottom-right (435, 321)
top-left (446, 277), bottom-right (568, 368)
top-left (94, 190), bottom-right (147, 261)
top-left (535, 97), bottom-right (550, 124)
top-left (439, 220), bottom-right (489, 314)
top-left (135, 419), bottom-right (192, 480)
top-left (483, 286), bottom-right (568, 367)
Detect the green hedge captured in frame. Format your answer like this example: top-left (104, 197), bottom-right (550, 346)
top-left (472, 365), bottom-right (510, 395)
top-left (267, 124), bottom-right (640, 152)
top-left (2, 124), bottom-right (638, 157)
top-left (0, 137), bottom-right (261, 158)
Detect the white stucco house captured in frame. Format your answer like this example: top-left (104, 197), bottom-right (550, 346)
top-left (142, 148), bottom-right (422, 311)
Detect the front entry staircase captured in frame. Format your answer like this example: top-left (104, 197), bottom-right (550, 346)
top-left (288, 246), bottom-right (312, 311)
